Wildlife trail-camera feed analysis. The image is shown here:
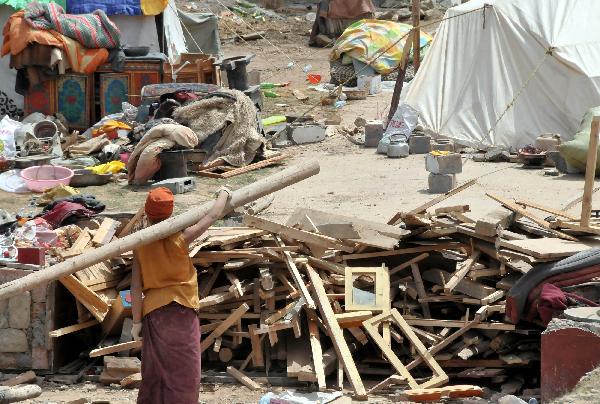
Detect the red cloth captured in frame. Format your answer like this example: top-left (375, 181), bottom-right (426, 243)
top-left (40, 201), bottom-right (96, 228)
top-left (138, 302), bottom-right (200, 404)
top-left (528, 283), bottom-right (600, 325)
top-left (145, 187), bottom-right (174, 221)
top-left (327, 0), bottom-right (375, 19)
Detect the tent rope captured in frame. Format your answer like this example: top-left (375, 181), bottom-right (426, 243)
top-left (487, 47), bottom-right (554, 138)
top-left (167, 0), bottom-right (205, 54)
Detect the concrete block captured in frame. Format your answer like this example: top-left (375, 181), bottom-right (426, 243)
top-left (428, 173), bottom-right (456, 194)
top-left (0, 329), bottom-right (29, 352)
top-left (409, 135), bottom-right (431, 154)
top-left (475, 208), bottom-right (514, 237)
top-left (425, 152), bottom-right (462, 174)
top-left (8, 291), bottom-right (30, 329)
top-left (0, 314), bottom-right (7, 329)
top-left (288, 124), bottom-right (326, 144)
top-left (364, 120), bottom-right (384, 148)
top-left (151, 177), bottom-right (196, 195)
top-left (431, 140), bottom-right (455, 152)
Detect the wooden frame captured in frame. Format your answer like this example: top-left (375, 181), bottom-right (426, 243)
top-left (344, 265), bottom-right (390, 312)
top-left (362, 309), bottom-right (448, 389)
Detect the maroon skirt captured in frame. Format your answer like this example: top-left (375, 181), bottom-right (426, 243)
top-left (137, 302), bottom-right (200, 404)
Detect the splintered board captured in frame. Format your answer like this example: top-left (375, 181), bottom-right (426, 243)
top-left (196, 154), bottom-right (287, 179)
top-left (498, 237), bottom-right (600, 259)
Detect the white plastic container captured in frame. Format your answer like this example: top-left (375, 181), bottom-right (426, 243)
top-left (357, 75), bottom-right (382, 95)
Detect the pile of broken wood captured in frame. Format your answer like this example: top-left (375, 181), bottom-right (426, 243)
top-left (39, 177), bottom-right (600, 401)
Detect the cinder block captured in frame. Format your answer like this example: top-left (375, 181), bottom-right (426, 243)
top-left (426, 152), bottom-right (462, 174)
top-left (431, 140), bottom-right (455, 152)
top-left (409, 135), bottom-right (431, 154)
top-left (8, 291), bottom-right (30, 329)
top-left (364, 120), bottom-right (384, 148)
top-left (428, 173), bottom-right (456, 194)
top-left (288, 124), bottom-right (326, 144)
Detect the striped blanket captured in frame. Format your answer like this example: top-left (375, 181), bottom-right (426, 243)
top-left (24, 2), bottom-right (121, 49)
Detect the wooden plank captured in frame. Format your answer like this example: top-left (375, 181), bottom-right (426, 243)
top-left (423, 269), bottom-right (495, 300)
top-left (92, 218), bottom-right (121, 246)
top-left (343, 243), bottom-right (460, 260)
top-left (498, 237), bottom-right (597, 259)
top-left (410, 263), bottom-right (431, 318)
top-left (90, 340), bottom-right (143, 357)
top-left (435, 205), bottom-right (470, 214)
top-left (0, 371), bottom-right (37, 387)
top-left (117, 207), bottom-right (145, 238)
top-left (59, 275), bottom-right (110, 322)
top-left (275, 237), bottom-right (316, 309)
top-left (486, 193), bottom-right (578, 241)
top-left (200, 303), bottom-right (250, 353)
top-left (199, 267), bottom-right (221, 298)
top-left (335, 311), bottom-right (373, 327)
top-left (306, 264), bottom-right (367, 399)
top-left (226, 366), bottom-right (262, 390)
top-left (49, 319), bottom-right (99, 338)
top-left (306, 309), bottom-right (326, 391)
top-left (244, 215), bottom-right (354, 253)
top-left (61, 228), bottom-right (92, 258)
top-left (404, 318), bottom-right (514, 330)
top-left (306, 256), bottom-right (345, 275)
top-left (444, 250), bottom-right (481, 294)
top-left (515, 199), bottom-right (578, 221)
top-left (474, 208), bottom-right (514, 237)
top-left (388, 179), bottom-right (477, 225)
top-left (247, 324), bottom-right (264, 368)
top-left (389, 253), bottom-right (429, 276)
top-left (582, 116), bottom-right (600, 226)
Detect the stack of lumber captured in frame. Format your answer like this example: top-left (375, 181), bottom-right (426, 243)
top-left (34, 174), bottom-right (599, 400)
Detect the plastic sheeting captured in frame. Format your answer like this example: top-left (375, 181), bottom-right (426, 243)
top-left (404, 0), bottom-right (600, 150)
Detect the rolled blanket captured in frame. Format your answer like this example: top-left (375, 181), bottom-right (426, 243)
top-left (24, 2), bottom-right (121, 49)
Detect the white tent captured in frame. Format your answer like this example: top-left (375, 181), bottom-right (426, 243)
top-left (404, 0), bottom-right (600, 150)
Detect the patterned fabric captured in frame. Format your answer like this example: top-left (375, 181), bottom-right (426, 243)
top-left (101, 75), bottom-right (128, 115)
top-left (330, 19), bottom-right (433, 75)
top-left (24, 2), bottom-right (121, 49)
top-left (66, 0), bottom-right (142, 15)
top-left (0, 0), bottom-right (65, 10)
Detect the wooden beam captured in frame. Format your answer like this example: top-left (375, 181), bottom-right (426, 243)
top-left (59, 275), bottom-right (110, 322)
top-left (335, 311), bottom-right (373, 327)
top-left (92, 218), bottom-right (121, 246)
top-left (343, 244), bottom-right (459, 260)
top-left (49, 319), bottom-right (99, 338)
top-left (306, 264), bottom-right (367, 400)
top-left (0, 161), bottom-right (320, 301)
top-left (582, 116), bottom-right (600, 226)
top-left (389, 253), bottom-right (429, 276)
top-left (90, 340), bottom-right (143, 357)
top-left (444, 250), bottom-right (481, 294)
top-left (410, 263), bottom-right (431, 318)
top-left (275, 236), bottom-right (316, 309)
top-left (243, 215), bottom-right (353, 253)
top-left (388, 179), bottom-right (477, 225)
top-left (0, 371), bottom-right (37, 387)
top-left (514, 200), bottom-right (578, 221)
top-left (412, 0), bottom-right (421, 71)
top-left (486, 193), bottom-right (577, 241)
top-left (226, 366), bottom-right (262, 390)
top-left (404, 318), bottom-right (514, 330)
top-left (200, 304), bottom-right (250, 353)
top-left (117, 207), bottom-right (145, 237)
top-left (306, 309), bottom-right (326, 391)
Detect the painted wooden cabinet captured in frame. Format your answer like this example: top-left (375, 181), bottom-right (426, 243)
top-left (24, 59), bottom-right (163, 130)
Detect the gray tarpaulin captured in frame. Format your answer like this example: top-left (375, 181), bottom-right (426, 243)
top-left (178, 12), bottom-right (221, 56)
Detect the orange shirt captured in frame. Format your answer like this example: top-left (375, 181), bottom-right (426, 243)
top-left (134, 232), bottom-right (200, 316)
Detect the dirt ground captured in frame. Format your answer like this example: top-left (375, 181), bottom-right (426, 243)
top-left (3, 2), bottom-right (599, 404)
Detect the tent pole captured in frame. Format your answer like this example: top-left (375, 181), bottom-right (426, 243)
top-left (412, 0), bottom-right (421, 71)
top-left (581, 116), bottom-right (600, 226)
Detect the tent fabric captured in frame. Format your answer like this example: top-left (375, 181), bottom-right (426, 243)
top-left (66, 0), bottom-right (142, 16)
top-left (330, 20), bottom-right (432, 75)
top-left (178, 11), bottom-right (221, 56)
top-left (404, 0), bottom-right (600, 150)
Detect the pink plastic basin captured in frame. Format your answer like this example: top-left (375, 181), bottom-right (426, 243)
top-left (20, 165), bottom-right (74, 193)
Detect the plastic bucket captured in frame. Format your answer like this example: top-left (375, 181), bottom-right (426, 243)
top-left (20, 165), bottom-right (74, 192)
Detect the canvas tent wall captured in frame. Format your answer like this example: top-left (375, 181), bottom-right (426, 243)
top-left (404, 0), bottom-right (600, 150)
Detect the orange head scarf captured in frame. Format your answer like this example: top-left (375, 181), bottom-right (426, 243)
top-left (145, 187), bottom-right (174, 221)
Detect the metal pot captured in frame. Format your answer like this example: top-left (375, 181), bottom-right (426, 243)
top-left (387, 134), bottom-right (409, 158)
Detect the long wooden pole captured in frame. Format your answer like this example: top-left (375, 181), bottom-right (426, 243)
top-left (0, 161), bottom-right (320, 301)
top-left (581, 116), bottom-right (600, 227)
top-left (386, 34), bottom-right (414, 124)
top-left (412, 0), bottom-right (421, 72)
